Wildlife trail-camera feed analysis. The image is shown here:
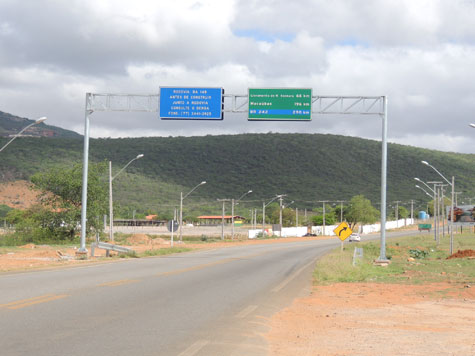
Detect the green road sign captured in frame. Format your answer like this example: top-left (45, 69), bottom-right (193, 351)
top-left (248, 88), bottom-right (312, 121)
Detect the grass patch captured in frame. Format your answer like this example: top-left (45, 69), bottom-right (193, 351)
top-left (314, 232), bottom-right (475, 285)
top-left (140, 247), bottom-right (193, 257)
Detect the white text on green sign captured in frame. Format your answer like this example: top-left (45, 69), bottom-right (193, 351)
top-left (248, 88), bottom-right (312, 121)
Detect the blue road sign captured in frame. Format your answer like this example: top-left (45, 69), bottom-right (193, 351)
top-left (160, 87), bottom-right (224, 120)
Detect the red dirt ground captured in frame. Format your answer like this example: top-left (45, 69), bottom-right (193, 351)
top-left (266, 282), bottom-right (475, 355)
top-left (447, 249), bottom-right (475, 259)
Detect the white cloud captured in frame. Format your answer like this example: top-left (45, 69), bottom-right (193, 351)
top-left (0, 0), bottom-right (475, 153)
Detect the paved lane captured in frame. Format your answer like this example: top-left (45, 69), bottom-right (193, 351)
top-left (0, 231), bottom-right (415, 355)
top-left (1, 239), bottom-right (340, 355)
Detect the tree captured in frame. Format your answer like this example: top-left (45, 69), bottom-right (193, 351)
top-left (270, 207), bottom-right (295, 227)
top-left (345, 195), bottom-right (380, 229)
top-left (311, 211), bottom-right (337, 226)
top-left (30, 162), bottom-right (108, 239)
top-left (389, 206), bottom-right (409, 220)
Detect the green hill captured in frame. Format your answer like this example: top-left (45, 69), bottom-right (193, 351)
top-left (0, 132), bottom-right (474, 219)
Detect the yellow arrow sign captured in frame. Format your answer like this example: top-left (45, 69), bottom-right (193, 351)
top-left (333, 222), bottom-right (352, 241)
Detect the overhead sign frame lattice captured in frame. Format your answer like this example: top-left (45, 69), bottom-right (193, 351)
top-left (81, 92), bottom-right (389, 262)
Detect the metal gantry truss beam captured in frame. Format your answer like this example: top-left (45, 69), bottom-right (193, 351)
top-left (86, 93), bottom-right (385, 116)
top-left (86, 93), bottom-right (159, 112)
top-left (81, 92), bottom-right (389, 262)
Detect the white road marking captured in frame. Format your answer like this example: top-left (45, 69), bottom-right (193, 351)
top-left (271, 259), bottom-right (315, 293)
top-left (235, 305), bottom-right (258, 318)
top-left (178, 340), bottom-right (209, 356)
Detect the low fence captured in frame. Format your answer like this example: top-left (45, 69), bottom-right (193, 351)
top-left (248, 218), bottom-right (415, 239)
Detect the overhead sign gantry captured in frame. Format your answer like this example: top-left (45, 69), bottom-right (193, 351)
top-left (81, 90), bottom-right (389, 262)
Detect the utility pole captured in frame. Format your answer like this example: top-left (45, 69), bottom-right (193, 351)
top-left (394, 201), bottom-right (401, 227)
top-left (278, 195), bottom-right (284, 237)
top-left (296, 208), bottom-right (298, 227)
top-left (217, 199), bottom-right (230, 240)
top-left (410, 200), bottom-right (414, 221)
top-left (334, 200), bottom-right (345, 223)
top-left (428, 181), bottom-right (442, 243)
top-left (231, 199), bottom-right (235, 239)
top-left (340, 201), bottom-right (344, 222)
top-left (231, 190), bottom-right (252, 240)
top-left (318, 201), bottom-right (329, 235)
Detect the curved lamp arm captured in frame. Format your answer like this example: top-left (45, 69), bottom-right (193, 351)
top-left (0, 117), bottom-right (47, 153)
top-left (112, 154), bottom-right (144, 181)
top-left (421, 161), bottom-right (452, 186)
top-left (183, 181), bottom-right (206, 200)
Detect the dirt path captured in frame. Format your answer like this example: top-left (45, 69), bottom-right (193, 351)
top-left (266, 282), bottom-right (475, 356)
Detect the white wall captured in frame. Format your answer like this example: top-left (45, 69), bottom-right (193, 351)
top-left (248, 218), bottom-right (415, 238)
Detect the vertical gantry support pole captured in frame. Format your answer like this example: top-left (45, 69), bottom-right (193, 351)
top-left (378, 96), bottom-right (388, 261)
top-left (79, 94), bottom-right (92, 254)
top-left (450, 176), bottom-right (454, 254)
top-left (109, 161), bottom-right (113, 242)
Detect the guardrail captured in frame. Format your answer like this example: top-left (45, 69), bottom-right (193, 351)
top-left (90, 242), bottom-right (134, 257)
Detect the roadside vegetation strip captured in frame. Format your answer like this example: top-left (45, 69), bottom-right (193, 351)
top-left (1, 294), bottom-right (69, 310)
top-left (313, 233), bottom-right (475, 285)
top-left (140, 247), bottom-right (193, 257)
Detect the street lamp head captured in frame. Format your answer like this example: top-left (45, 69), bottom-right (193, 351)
top-left (415, 185), bottom-right (421, 189)
top-left (470, 123), bottom-right (475, 128)
top-left (421, 160), bottom-right (429, 166)
top-left (414, 177), bottom-right (421, 182)
top-left (248, 190), bottom-right (253, 194)
top-left (136, 154), bottom-right (144, 159)
top-left (34, 117), bottom-right (47, 124)
top-left (200, 181), bottom-right (206, 185)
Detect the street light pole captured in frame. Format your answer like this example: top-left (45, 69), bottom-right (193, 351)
top-left (422, 161), bottom-right (455, 254)
top-left (262, 195), bottom-right (279, 237)
top-left (231, 190), bottom-right (252, 240)
top-left (278, 195), bottom-right (285, 237)
top-left (415, 178), bottom-right (439, 240)
top-left (428, 182), bottom-right (441, 243)
top-left (179, 181), bottom-right (206, 242)
top-left (0, 117), bottom-right (47, 153)
top-left (108, 154), bottom-right (144, 242)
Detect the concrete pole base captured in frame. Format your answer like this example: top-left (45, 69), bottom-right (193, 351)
top-left (373, 259), bottom-right (391, 266)
top-left (75, 250), bottom-right (88, 259)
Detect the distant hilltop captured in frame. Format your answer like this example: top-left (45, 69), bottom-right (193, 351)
top-left (0, 111), bottom-right (81, 138)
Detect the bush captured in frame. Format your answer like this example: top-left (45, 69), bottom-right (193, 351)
top-left (409, 249), bottom-right (429, 259)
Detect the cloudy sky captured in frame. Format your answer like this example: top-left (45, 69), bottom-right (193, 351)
top-left (1, 0), bottom-right (475, 153)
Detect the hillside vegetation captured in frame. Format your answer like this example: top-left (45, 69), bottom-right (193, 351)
top-left (0, 111), bottom-right (81, 138)
top-left (0, 132), bottom-right (474, 219)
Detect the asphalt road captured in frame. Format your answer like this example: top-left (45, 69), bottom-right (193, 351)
top-left (0, 231), bottom-right (418, 355)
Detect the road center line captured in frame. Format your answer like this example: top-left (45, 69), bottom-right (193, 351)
top-left (177, 340), bottom-right (209, 356)
top-left (1, 294), bottom-right (69, 310)
top-left (236, 305), bottom-right (258, 319)
top-left (271, 259), bottom-right (316, 293)
top-left (98, 279), bottom-right (140, 287)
